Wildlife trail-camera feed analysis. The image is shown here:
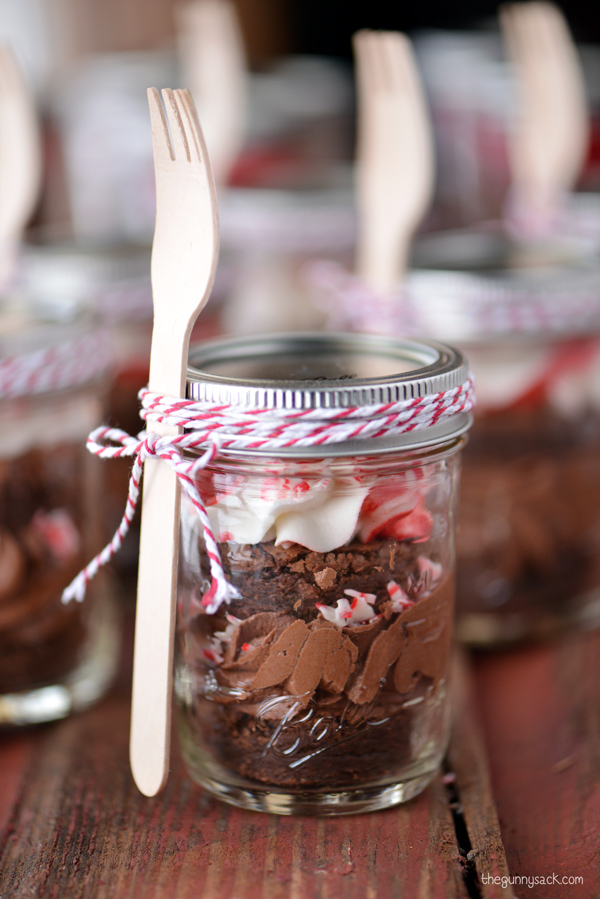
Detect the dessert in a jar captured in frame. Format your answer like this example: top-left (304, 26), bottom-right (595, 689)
top-left (453, 336), bottom-right (600, 644)
top-left (171, 332), bottom-right (473, 814)
top-left (307, 227), bottom-right (600, 644)
top-left (218, 178), bottom-right (356, 336)
top-left (21, 236), bottom-right (226, 580)
top-left (0, 295), bottom-right (120, 724)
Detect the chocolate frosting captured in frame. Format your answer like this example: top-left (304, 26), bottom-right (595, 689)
top-left (213, 576), bottom-right (453, 713)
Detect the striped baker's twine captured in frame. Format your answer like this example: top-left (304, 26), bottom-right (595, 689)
top-left (62, 377), bottom-right (475, 612)
top-left (304, 258), bottom-right (600, 339)
top-left (0, 330), bottom-right (113, 399)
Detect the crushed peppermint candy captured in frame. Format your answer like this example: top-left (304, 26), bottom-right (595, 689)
top-left (316, 589), bottom-right (379, 627)
top-left (32, 509), bottom-right (80, 562)
top-left (417, 557), bottom-right (443, 594)
top-left (387, 580), bottom-right (415, 612)
top-left (203, 614), bottom-right (240, 664)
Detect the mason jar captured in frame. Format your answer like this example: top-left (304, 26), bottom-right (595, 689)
top-left (172, 332), bottom-right (473, 815)
top-left (306, 227), bottom-right (600, 645)
top-left (218, 182), bottom-right (356, 337)
top-left (0, 295), bottom-right (120, 724)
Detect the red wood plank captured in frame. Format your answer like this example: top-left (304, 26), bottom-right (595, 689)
top-left (0, 696), bottom-right (467, 899)
top-left (447, 653), bottom-right (513, 898)
top-left (0, 731), bottom-right (36, 834)
top-left (0, 626), bottom-right (510, 898)
top-left (473, 628), bottom-right (600, 898)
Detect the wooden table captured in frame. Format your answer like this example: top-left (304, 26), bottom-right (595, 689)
top-left (1, 612), bottom-right (598, 898)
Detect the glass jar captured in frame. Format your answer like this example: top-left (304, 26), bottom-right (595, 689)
top-left (454, 335), bottom-right (600, 644)
top-left (307, 228), bottom-right (600, 645)
top-left (173, 332), bottom-right (472, 815)
top-left (408, 228), bottom-right (600, 644)
top-left (218, 181), bottom-right (356, 337)
top-left (0, 295), bottom-right (120, 724)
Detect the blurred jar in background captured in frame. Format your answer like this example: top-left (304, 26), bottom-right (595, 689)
top-left (50, 51), bottom-right (177, 245)
top-left (19, 235), bottom-right (222, 583)
top-left (0, 294), bottom-right (120, 724)
top-left (414, 31), bottom-right (600, 232)
top-left (218, 179), bottom-right (356, 335)
top-left (22, 236), bottom-right (153, 429)
top-left (414, 31), bottom-right (513, 229)
top-left (214, 55), bottom-right (356, 336)
top-left (307, 226), bottom-right (600, 644)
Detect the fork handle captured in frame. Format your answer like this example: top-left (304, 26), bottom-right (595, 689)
top-left (130, 452), bottom-right (181, 796)
top-left (356, 223), bottom-right (409, 295)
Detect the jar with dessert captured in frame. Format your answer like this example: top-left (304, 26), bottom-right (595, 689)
top-left (307, 228), bottom-right (600, 645)
top-left (0, 294), bottom-right (120, 725)
top-left (162, 332), bottom-right (474, 815)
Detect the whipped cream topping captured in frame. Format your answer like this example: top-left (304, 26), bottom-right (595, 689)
top-left (206, 474), bottom-right (370, 552)
top-left (203, 470), bottom-right (432, 553)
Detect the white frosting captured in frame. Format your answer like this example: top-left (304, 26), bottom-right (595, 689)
top-left (207, 475), bottom-right (369, 552)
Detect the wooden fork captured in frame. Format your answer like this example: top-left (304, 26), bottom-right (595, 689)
top-left (353, 30), bottom-right (434, 294)
top-left (130, 87), bottom-right (219, 797)
top-left (175, 0), bottom-right (247, 186)
top-left (0, 45), bottom-right (41, 290)
top-left (500, 2), bottom-right (589, 221)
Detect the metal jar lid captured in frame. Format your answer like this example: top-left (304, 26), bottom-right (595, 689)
top-left (186, 332), bottom-right (472, 456)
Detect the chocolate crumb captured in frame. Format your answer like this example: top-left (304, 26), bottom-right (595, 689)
top-left (314, 567), bottom-right (337, 589)
top-left (389, 546), bottom-right (396, 570)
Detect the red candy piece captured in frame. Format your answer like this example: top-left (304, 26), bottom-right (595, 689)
top-left (359, 483), bottom-right (431, 543)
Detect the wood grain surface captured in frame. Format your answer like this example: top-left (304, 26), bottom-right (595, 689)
top-left (473, 628), bottom-right (600, 899)
top-left (0, 634), bottom-right (511, 899)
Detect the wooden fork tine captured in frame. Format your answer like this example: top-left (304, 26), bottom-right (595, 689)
top-left (354, 30), bottom-right (385, 118)
top-left (371, 32), bottom-right (391, 93)
top-left (1, 47), bottom-right (21, 90)
top-left (352, 30), bottom-right (372, 92)
top-left (523, 4), bottom-right (548, 57)
top-left (379, 32), bottom-right (399, 91)
top-left (174, 89), bottom-right (203, 163)
top-left (540, 2), bottom-right (571, 60)
top-left (387, 32), bottom-right (414, 95)
top-left (161, 88), bottom-right (190, 162)
top-left (148, 87), bottom-right (174, 162)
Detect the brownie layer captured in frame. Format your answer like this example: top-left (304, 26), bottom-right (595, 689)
top-left (0, 445), bottom-right (89, 694)
top-left (456, 406), bottom-right (600, 624)
top-left (178, 532), bottom-right (453, 789)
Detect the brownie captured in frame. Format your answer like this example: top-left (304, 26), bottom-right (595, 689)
top-left (199, 537), bottom-right (424, 621)
top-left (456, 404), bottom-right (600, 636)
top-left (177, 532), bottom-right (454, 791)
top-left (0, 445), bottom-right (91, 694)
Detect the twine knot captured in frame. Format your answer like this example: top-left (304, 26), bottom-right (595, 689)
top-left (61, 425), bottom-right (240, 613)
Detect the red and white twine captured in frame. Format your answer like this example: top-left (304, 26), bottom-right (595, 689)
top-left (62, 377), bottom-right (475, 612)
top-left (304, 257), bottom-right (600, 340)
top-left (0, 330), bottom-right (113, 399)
